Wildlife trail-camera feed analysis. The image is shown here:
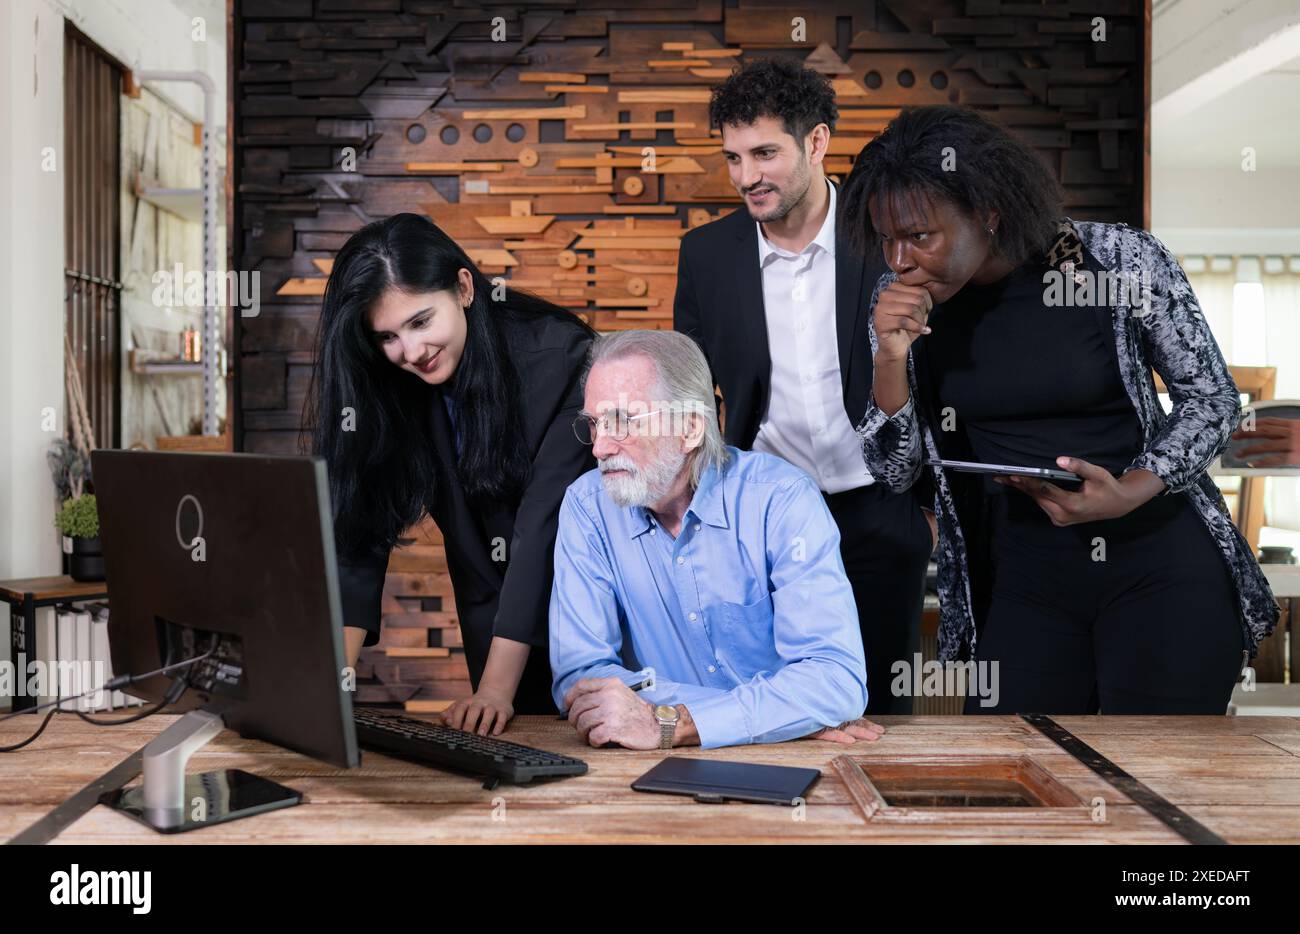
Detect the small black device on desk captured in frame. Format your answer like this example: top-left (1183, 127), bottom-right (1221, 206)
top-left (632, 757), bottom-right (820, 805)
top-left (353, 708), bottom-right (588, 790)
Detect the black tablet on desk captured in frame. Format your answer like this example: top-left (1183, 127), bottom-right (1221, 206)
top-left (632, 757), bottom-right (820, 805)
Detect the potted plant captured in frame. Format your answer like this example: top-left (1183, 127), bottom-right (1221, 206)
top-left (51, 337), bottom-right (104, 580)
top-left (55, 493), bottom-right (104, 582)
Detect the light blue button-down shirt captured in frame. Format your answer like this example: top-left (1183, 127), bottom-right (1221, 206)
top-left (549, 447), bottom-right (868, 748)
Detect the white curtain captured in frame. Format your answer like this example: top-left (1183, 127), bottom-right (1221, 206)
top-left (1185, 266), bottom-right (1238, 364)
top-left (1263, 271), bottom-right (1300, 399)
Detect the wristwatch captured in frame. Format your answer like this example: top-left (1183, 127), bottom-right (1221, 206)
top-left (654, 704), bottom-right (679, 749)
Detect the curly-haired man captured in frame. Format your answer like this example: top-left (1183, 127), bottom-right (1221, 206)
top-left (674, 57), bottom-right (935, 716)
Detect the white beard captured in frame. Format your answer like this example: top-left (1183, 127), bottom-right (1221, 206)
top-left (599, 445), bottom-right (687, 508)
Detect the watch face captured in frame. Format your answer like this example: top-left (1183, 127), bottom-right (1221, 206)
top-left (654, 704), bottom-right (678, 722)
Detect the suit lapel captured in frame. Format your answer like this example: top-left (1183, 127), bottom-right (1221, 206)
top-left (835, 243), bottom-right (866, 398)
top-left (833, 179), bottom-right (872, 424)
top-left (732, 210), bottom-right (771, 427)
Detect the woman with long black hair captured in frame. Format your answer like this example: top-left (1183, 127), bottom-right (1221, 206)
top-left (841, 106), bottom-right (1277, 715)
top-left (304, 212), bottom-right (594, 734)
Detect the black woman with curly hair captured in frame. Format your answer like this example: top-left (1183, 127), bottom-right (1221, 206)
top-left (674, 57), bottom-right (932, 723)
top-left (842, 105), bottom-right (1277, 715)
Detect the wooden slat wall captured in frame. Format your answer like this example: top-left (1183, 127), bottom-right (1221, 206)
top-left (232, 0), bottom-right (1148, 709)
top-left (358, 516), bottom-right (470, 710)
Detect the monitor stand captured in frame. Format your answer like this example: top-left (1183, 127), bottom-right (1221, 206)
top-left (100, 707), bottom-right (302, 833)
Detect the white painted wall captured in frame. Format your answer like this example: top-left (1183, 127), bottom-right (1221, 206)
top-left (1152, 0), bottom-right (1300, 255)
top-left (1152, 168), bottom-right (1300, 256)
top-left (0, 0), bottom-right (68, 583)
top-left (59, 0), bottom-right (226, 126)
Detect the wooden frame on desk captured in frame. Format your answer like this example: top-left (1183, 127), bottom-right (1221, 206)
top-left (833, 754), bottom-right (1095, 826)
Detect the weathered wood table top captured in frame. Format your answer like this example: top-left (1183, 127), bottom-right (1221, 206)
top-left (3, 713), bottom-right (1298, 844)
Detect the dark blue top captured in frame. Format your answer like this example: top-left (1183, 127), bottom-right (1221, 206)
top-left (442, 391), bottom-right (461, 455)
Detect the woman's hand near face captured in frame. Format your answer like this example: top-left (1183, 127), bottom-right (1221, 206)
top-left (873, 281), bottom-right (933, 362)
top-left (871, 281), bottom-right (933, 416)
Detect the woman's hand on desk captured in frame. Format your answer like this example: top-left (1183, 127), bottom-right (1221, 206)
top-left (442, 636), bottom-right (530, 735)
top-left (994, 457), bottom-right (1164, 527)
top-left (441, 688), bottom-right (514, 736)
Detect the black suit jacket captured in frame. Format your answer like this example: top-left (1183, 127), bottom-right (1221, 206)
top-left (673, 182), bottom-right (890, 452)
top-left (336, 312), bottom-right (594, 713)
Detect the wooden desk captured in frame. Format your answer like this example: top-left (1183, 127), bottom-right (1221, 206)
top-left (3, 714), bottom-right (1298, 844)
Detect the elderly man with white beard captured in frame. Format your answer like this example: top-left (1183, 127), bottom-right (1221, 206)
top-left (548, 329), bottom-right (883, 750)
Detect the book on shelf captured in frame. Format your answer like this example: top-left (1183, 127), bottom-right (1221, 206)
top-left (53, 601), bottom-right (140, 712)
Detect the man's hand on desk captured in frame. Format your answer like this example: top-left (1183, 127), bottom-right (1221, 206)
top-left (563, 677), bottom-right (699, 749)
top-left (807, 717), bottom-right (886, 744)
top-left (441, 687), bottom-right (514, 736)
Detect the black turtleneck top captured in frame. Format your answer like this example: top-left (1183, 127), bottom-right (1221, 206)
top-left (920, 258), bottom-right (1145, 482)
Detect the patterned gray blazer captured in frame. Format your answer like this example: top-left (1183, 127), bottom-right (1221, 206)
top-left (855, 218), bottom-right (1279, 662)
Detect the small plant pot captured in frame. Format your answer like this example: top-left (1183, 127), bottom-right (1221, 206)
top-left (69, 535), bottom-right (105, 582)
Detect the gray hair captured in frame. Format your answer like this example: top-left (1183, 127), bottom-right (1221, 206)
top-left (584, 329), bottom-right (729, 487)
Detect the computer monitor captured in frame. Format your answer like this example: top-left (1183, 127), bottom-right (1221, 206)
top-left (90, 449), bottom-right (359, 833)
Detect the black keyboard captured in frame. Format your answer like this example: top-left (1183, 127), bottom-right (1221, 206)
top-left (353, 708), bottom-right (588, 788)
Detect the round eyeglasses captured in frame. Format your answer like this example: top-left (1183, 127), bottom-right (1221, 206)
top-left (572, 409), bottom-right (663, 445)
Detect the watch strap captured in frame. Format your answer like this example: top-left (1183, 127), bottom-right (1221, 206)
top-left (657, 707), bottom-right (678, 749)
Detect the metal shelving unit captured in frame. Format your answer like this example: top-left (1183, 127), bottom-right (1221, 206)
top-left (133, 171), bottom-right (203, 224)
top-left (135, 70), bottom-right (221, 436)
top-left (128, 349), bottom-right (203, 376)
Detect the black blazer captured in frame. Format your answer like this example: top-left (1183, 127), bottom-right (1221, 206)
top-left (336, 312), bottom-right (595, 714)
top-left (673, 182), bottom-right (890, 451)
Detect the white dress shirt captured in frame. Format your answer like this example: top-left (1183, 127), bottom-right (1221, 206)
top-left (752, 177), bottom-right (875, 494)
